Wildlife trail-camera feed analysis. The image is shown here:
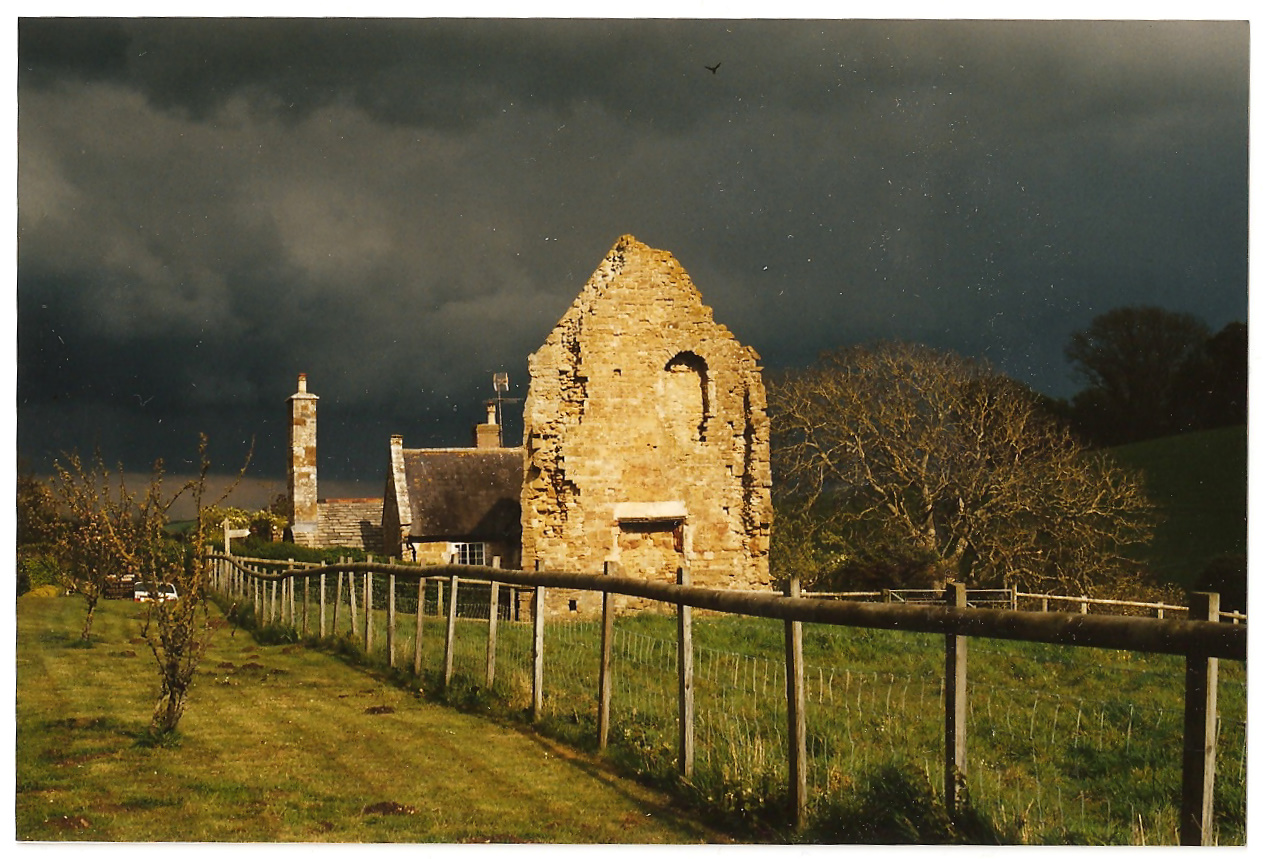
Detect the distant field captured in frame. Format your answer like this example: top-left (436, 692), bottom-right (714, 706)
top-left (1107, 425), bottom-right (1247, 589)
top-left (14, 595), bottom-right (726, 844)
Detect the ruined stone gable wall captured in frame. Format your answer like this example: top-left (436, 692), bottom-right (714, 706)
top-left (522, 235), bottom-right (772, 616)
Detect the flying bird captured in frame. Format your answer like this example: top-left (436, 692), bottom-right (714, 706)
top-left (705, 62), bottom-right (721, 74)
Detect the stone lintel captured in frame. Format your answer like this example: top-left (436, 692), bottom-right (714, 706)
top-left (613, 501), bottom-right (688, 522)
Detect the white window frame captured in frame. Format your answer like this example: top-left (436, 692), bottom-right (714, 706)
top-left (451, 542), bottom-right (487, 566)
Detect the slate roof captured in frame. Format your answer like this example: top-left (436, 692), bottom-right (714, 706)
top-left (401, 448), bottom-right (522, 541)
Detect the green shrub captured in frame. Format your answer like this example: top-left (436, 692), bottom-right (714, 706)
top-left (805, 761), bottom-right (1007, 844)
top-left (17, 548), bottom-right (62, 597)
top-left (253, 622), bottom-right (301, 645)
top-left (22, 584), bottom-right (65, 599)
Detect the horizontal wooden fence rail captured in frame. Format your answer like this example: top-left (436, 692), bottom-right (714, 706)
top-left (807, 587), bottom-right (1247, 624)
top-left (205, 552), bottom-right (1245, 845)
top-left (1014, 590), bottom-right (1247, 624)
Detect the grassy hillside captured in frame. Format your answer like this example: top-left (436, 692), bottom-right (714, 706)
top-left (1106, 425), bottom-right (1247, 590)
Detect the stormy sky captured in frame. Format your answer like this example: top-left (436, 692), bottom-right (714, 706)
top-left (15, 14), bottom-right (1249, 499)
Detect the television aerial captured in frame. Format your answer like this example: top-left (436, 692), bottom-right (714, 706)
top-left (489, 372), bottom-right (523, 447)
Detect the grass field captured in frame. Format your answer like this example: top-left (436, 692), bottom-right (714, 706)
top-left (507, 611), bottom-right (1248, 844)
top-left (1108, 424), bottom-right (1247, 589)
top-left (261, 574), bottom-right (1247, 844)
top-left (14, 593), bottom-right (728, 843)
top-left (20, 561), bottom-right (1248, 845)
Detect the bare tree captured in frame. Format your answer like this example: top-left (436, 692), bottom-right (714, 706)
top-left (117, 434), bottom-right (252, 735)
top-left (49, 436), bottom-right (250, 733)
top-left (770, 342), bottom-right (1155, 593)
top-left (50, 450), bottom-right (140, 641)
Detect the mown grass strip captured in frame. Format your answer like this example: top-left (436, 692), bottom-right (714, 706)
top-left (16, 594), bottom-right (729, 843)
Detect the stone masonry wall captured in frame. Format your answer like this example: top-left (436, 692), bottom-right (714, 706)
top-left (317, 499), bottom-right (385, 552)
top-left (522, 235), bottom-right (772, 617)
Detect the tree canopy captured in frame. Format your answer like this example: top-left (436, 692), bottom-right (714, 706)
top-left (769, 341), bottom-right (1155, 593)
top-left (1064, 306), bottom-right (1245, 446)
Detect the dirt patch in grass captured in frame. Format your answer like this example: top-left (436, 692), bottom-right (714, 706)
top-left (461, 834), bottom-right (533, 843)
top-left (53, 751), bottom-right (116, 768)
top-left (363, 801), bottom-right (416, 816)
top-left (49, 716), bottom-right (120, 732)
top-left (364, 705), bottom-right (395, 715)
top-left (46, 815), bottom-right (93, 831)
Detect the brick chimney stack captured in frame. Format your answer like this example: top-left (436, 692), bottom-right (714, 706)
top-left (287, 373), bottom-right (320, 546)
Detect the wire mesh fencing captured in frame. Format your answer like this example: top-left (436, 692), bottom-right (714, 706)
top-left (211, 558), bottom-right (1246, 844)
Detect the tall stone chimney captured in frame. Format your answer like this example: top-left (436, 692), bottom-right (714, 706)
top-left (474, 401), bottom-right (502, 449)
top-left (287, 373), bottom-right (320, 546)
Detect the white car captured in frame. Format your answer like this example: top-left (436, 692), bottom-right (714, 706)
top-left (133, 582), bottom-right (179, 602)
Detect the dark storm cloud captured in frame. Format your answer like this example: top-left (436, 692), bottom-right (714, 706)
top-left (17, 17), bottom-right (1248, 484)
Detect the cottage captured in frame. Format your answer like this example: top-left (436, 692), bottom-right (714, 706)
top-left (284, 374), bottom-right (518, 564)
top-left (382, 404), bottom-right (522, 568)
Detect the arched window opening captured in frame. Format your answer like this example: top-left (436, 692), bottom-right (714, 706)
top-left (663, 351), bottom-right (709, 442)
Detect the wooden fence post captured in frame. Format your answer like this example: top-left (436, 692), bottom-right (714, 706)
top-left (436, 577), bottom-right (446, 617)
top-left (532, 560), bottom-right (546, 722)
top-left (444, 573), bottom-right (459, 687)
top-left (784, 575), bottom-right (807, 828)
top-left (302, 575), bottom-right (309, 637)
top-left (319, 566), bottom-right (327, 638)
top-left (364, 569), bottom-right (374, 655)
top-left (333, 567), bottom-right (343, 635)
top-left (1010, 585), bottom-right (1018, 612)
top-left (678, 565), bottom-right (695, 780)
top-left (414, 577), bottom-right (426, 675)
top-left (347, 564), bottom-right (358, 638)
top-left (387, 570), bottom-right (397, 668)
top-left (287, 559), bottom-right (296, 625)
top-left (270, 579), bottom-right (278, 624)
top-left (1181, 592), bottom-right (1220, 846)
top-left (486, 558), bottom-right (501, 689)
top-left (945, 582), bottom-right (968, 818)
top-left (598, 561), bottom-right (617, 751)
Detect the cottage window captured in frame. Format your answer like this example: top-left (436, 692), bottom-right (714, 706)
top-left (453, 542), bottom-right (486, 566)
